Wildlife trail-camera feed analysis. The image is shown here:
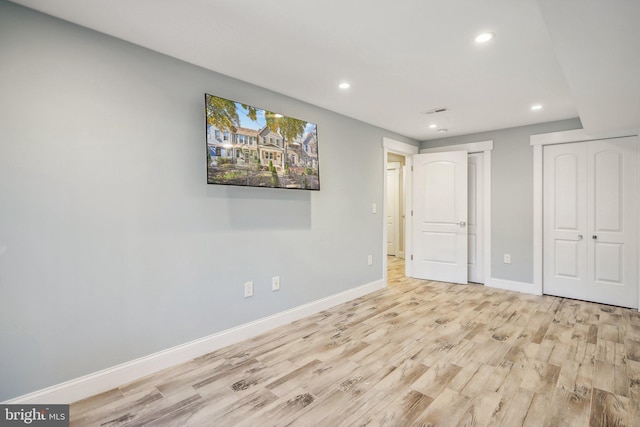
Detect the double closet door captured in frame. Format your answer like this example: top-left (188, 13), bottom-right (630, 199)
top-left (543, 137), bottom-right (638, 308)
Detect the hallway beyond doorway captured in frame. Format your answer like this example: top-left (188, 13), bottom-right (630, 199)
top-left (387, 255), bottom-right (404, 286)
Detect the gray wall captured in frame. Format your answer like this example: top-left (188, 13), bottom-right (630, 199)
top-left (421, 118), bottom-right (583, 284)
top-left (0, 1), bottom-right (418, 400)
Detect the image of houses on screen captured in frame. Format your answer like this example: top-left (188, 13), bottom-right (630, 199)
top-left (205, 94), bottom-right (320, 190)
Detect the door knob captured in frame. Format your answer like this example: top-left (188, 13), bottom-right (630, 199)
top-left (577, 234), bottom-right (583, 240)
top-left (592, 235), bottom-right (598, 240)
top-left (459, 221), bottom-right (466, 227)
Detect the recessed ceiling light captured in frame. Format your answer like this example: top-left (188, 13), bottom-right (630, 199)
top-left (437, 129), bottom-right (448, 133)
top-left (338, 82), bottom-right (351, 89)
top-left (429, 124), bottom-right (437, 129)
top-left (475, 32), bottom-right (494, 43)
top-left (531, 104), bottom-right (543, 111)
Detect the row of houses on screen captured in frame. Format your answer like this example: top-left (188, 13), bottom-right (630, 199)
top-left (207, 124), bottom-right (319, 171)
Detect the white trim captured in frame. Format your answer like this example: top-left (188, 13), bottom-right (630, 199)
top-left (382, 138), bottom-right (418, 280)
top-left (382, 149), bottom-right (388, 284)
top-left (531, 129), bottom-right (640, 310)
top-left (488, 278), bottom-right (539, 295)
top-left (404, 155), bottom-right (413, 279)
top-left (383, 137), bottom-right (419, 155)
top-left (483, 152), bottom-right (492, 285)
top-left (421, 141), bottom-right (493, 285)
top-left (419, 140), bottom-right (493, 154)
top-left (530, 129), bottom-right (635, 146)
top-left (4, 279), bottom-right (385, 404)
top-left (532, 143), bottom-right (544, 295)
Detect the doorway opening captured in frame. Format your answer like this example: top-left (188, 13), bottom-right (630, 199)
top-left (382, 138), bottom-right (492, 287)
top-left (386, 153), bottom-right (407, 286)
top-left (382, 138), bottom-right (418, 285)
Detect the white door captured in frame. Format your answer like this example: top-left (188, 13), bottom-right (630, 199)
top-left (468, 153), bottom-right (484, 283)
top-left (543, 138), bottom-right (638, 308)
top-left (543, 142), bottom-right (588, 300)
top-left (386, 164), bottom-right (400, 256)
top-left (412, 151), bottom-right (468, 284)
top-left (589, 139), bottom-right (638, 306)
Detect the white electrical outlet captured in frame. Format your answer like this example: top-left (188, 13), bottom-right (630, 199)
top-left (503, 254), bottom-right (511, 264)
top-left (368, 254), bottom-right (373, 266)
top-left (372, 203), bottom-right (377, 214)
top-left (244, 281), bottom-right (254, 297)
top-left (272, 276), bottom-right (280, 291)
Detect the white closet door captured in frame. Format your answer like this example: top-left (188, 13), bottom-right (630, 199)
top-left (543, 143), bottom-right (589, 300)
top-left (543, 137), bottom-right (638, 308)
top-left (588, 138), bottom-right (638, 307)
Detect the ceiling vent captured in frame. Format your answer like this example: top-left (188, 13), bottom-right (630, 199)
top-left (422, 107), bottom-right (448, 115)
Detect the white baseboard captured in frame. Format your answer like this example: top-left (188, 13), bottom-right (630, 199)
top-left (5, 279), bottom-right (385, 405)
top-left (487, 277), bottom-right (540, 295)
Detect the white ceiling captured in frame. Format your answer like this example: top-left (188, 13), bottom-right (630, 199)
top-left (9, 0), bottom-right (640, 141)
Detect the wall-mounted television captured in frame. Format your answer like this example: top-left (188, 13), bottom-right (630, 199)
top-left (205, 94), bottom-right (320, 190)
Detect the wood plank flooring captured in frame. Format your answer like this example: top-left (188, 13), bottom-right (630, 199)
top-left (71, 256), bottom-right (640, 426)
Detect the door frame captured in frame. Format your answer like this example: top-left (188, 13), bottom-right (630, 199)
top-left (382, 138), bottom-right (493, 286)
top-left (531, 129), bottom-right (640, 310)
top-left (420, 141), bottom-right (493, 286)
top-left (467, 152), bottom-right (485, 283)
top-left (382, 138), bottom-right (419, 284)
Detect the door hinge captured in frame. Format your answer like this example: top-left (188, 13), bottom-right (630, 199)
top-left (411, 255), bottom-right (413, 260)
top-left (411, 166), bottom-right (414, 172)
top-left (411, 210), bottom-right (413, 216)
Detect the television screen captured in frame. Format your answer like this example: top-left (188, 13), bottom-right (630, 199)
top-left (205, 94), bottom-right (320, 190)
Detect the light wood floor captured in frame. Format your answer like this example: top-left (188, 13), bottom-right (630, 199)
top-left (71, 256), bottom-right (640, 426)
